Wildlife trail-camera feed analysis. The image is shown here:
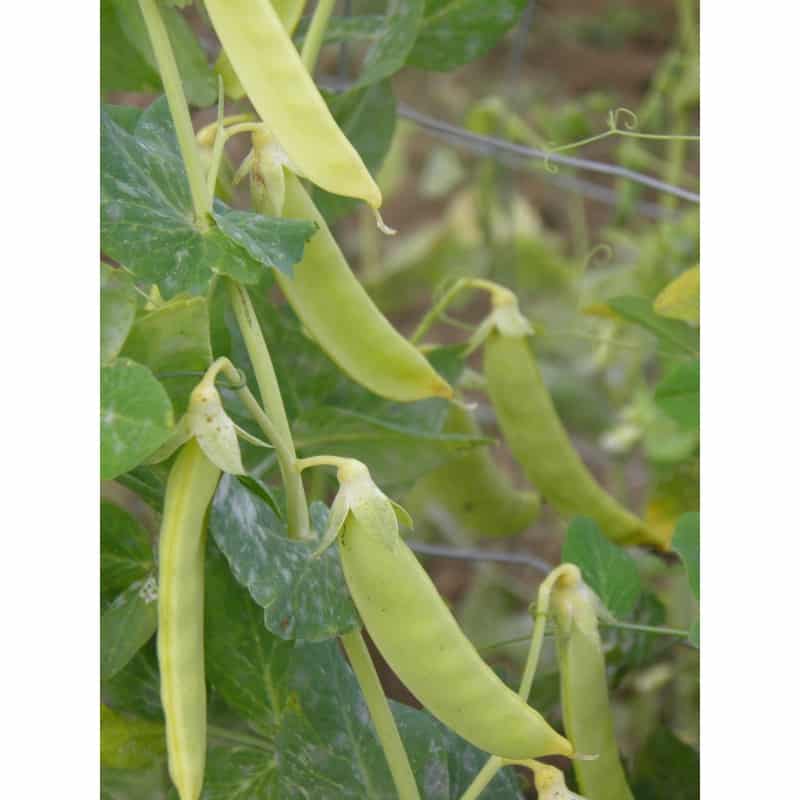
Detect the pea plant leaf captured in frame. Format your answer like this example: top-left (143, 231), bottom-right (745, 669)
top-left (209, 475), bottom-right (360, 641)
top-left (100, 501), bottom-right (154, 600)
top-left (102, 642), bottom-right (164, 721)
top-left (314, 81), bottom-right (397, 223)
top-left (100, 704), bottom-right (166, 771)
top-left (407, 0), bottom-right (529, 72)
top-left (653, 266), bottom-right (700, 325)
top-left (654, 359), bottom-right (700, 431)
top-left (632, 727), bottom-right (699, 800)
top-left (562, 516), bottom-right (642, 618)
top-left (607, 296), bottom-right (700, 357)
top-left (673, 510), bottom-right (699, 645)
top-left (101, 577), bottom-right (159, 681)
top-left (101, 358), bottom-right (174, 480)
top-left (101, 98), bottom-right (314, 297)
top-left (101, 263), bottom-right (138, 365)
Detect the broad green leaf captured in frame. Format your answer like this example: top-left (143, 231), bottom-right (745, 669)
top-left (101, 99), bottom-right (312, 297)
top-left (101, 263), bottom-right (138, 365)
top-left (101, 359), bottom-right (174, 480)
top-left (101, 0), bottom-right (216, 106)
top-left (200, 745), bottom-right (279, 798)
top-left (672, 512), bottom-right (699, 601)
top-left (407, 0), bottom-right (529, 72)
top-left (204, 542), bottom-right (294, 735)
top-left (101, 500), bottom-right (154, 599)
top-left (116, 464), bottom-right (169, 511)
top-left (314, 82), bottom-right (397, 223)
top-left (562, 516), bottom-right (642, 618)
top-left (101, 764), bottom-right (169, 800)
top-left (120, 296), bottom-right (212, 415)
top-left (607, 296), bottom-right (699, 357)
top-left (100, 704), bottom-right (165, 770)
top-left (653, 266), bottom-right (700, 325)
top-left (209, 475), bottom-right (360, 641)
top-left (101, 578), bottom-right (159, 681)
top-left (654, 359), bottom-right (700, 431)
top-left (632, 727), bottom-right (699, 800)
top-left (102, 642), bottom-right (164, 721)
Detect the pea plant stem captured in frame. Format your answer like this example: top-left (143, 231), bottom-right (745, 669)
top-left (137, 0), bottom-right (210, 229)
top-left (228, 280), bottom-right (310, 539)
top-left (301, 0), bottom-right (337, 73)
top-left (339, 630), bottom-right (421, 800)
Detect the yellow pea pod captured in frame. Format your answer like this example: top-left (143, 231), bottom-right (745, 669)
top-left (157, 440), bottom-right (221, 800)
top-left (312, 458), bottom-right (572, 760)
top-left (204, 0), bottom-right (381, 208)
top-left (482, 296), bottom-right (666, 549)
top-left (551, 570), bottom-right (634, 800)
top-left (275, 172), bottom-right (453, 402)
top-left (405, 403), bottom-right (540, 537)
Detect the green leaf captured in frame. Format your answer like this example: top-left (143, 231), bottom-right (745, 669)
top-left (101, 500), bottom-right (154, 599)
top-left (672, 512), bottom-right (699, 601)
top-left (408, 0), bottom-right (529, 72)
top-left (209, 475), bottom-right (360, 641)
top-left (101, 0), bottom-right (216, 106)
top-left (120, 295), bottom-right (212, 415)
top-left (607, 296), bottom-right (700, 357)
top-left (101, 358), bottom-right (174, 480)
top-left (101, 99), bottom-right (311, 297)
top-left (101, 577), bottom-right (159, 681)
top-left (562, 516), bottom-right (642, 618)
top-left (100, 704), bottom-right (165, 770)
top-left (101, 263), bottom-right (138, 365)
top-left (204, 541), bottom-right (294, 734)
top-left (314, 82), bottom-right (397, 223)
top-left (688, 619), bottom-right (699, 647)
top-left (653, 266), bottom-right (700, 325)
top-left (632, 727), bottom-right (699, 800)
top-left (116, 464), bottom-right (169, 511)
top-left (102, 641), bottom-right (164, 721)
top-left (654, 359), bottom-right (699, 431)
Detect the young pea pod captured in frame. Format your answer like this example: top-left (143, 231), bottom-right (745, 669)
top-left (405, 403), bottom-right (540, 537)
top-left (551, 568), bottom-right (634, 800)
top-left (203, 0), bottom-right (381, 209)
top-left (481, 292), bottom-right (667, 549)
top-left (309, 457), bottom-right (573, 760)
top-left (158, 440), bottom-right (221, 800)
top-left (273, 171), bottom-right (453, 402)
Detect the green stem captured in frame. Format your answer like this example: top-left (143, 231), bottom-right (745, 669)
top-left (228, 280), bottom-right (310, 538)
top-left (662, 110), bottom-right (688, 212)
top-left (301, 0), bottom-right (337, 73)
top-left (459, 757), bottom-right (502, 800)
top-left (137, 0), bottom-right (209, 228)
top-left (340, 630), bottom-right (421, 800)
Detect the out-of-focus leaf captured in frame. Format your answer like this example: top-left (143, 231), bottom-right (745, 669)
top-left (632, 727), bottom-right (699, 800)
top-left (408, 0), bottom-right (529, 71)
top-left (672, 512), bottom-right (699, 601)
top-left (100, 705), bottom-right (165, 770)
top-left (607, 296), bottom-right (699, 357)
top-left (563, 516), bottom-right (642, 618)
top-left (101, 359), bottom-right (174, 480)
top-left (101, 264), bottom-right (138, 365)
top-left (654, 360), bottom-right (699, 431)
top-left (653, 266), bottom-right (699, 325)
top-left (209, 475), bottom-right (360, 641)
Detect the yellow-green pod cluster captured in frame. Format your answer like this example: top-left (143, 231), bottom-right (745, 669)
top-left (405, 403), bottom-right (540, 537)
top-left (204, 0), bottom-right (382, 208)
top-left (157, 440), bottom-right (221, 800)
top-left (318, 459), bottom-right (573, 760)
top-left (481, 292), bottom-right (667, 550)
top-left (551, 569), bottom-right (634, 800)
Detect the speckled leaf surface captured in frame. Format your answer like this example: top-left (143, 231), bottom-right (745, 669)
top-left (101, 99), bottom-right (313, 297)
top-left (101, 358), bottom-right (174, 480)
top-left (101, 263), bottom-right (138, 365)
top-left (408, 0), bottom-right (528, 72)
top-left (209, 475), bottom-right (360, 641)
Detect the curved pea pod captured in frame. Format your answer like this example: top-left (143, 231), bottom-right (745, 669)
top-left (551, 570), bottom-right (634, 800)
top-left (405, 403), bottom-right (540, 537)
top-left (318, 459), bottom-right (573, 760)
top-left (274, 172), bottom-right (453, 402)
top-left (481, 294), bottom-right (667, 550)
top-left (204, 0), bottom-right (381, 209)
top-left (158, 440), bottom-right (221, 800)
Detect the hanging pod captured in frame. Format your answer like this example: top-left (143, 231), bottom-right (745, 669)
top-left (480, 289), bottom-right (668, 549)
top-left (301, 457), bottom-right (573, 760)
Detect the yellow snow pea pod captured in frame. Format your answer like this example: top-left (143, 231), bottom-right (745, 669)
top-left (481, 290), bottom-right (667, 550)
top-left (203, 0), bottom-right (381, 208)
top-left (405, 403), bottom-right (540, 537)
top-left (157, 440), bottom-right (221, 800)
top-left (299, 456), bottom-right (573, 760)
top-left (551, 569), bottom-right (634, 800)
top-left (273, 171), bottom-right (453, 402)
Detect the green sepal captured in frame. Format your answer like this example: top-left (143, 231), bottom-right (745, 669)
top-left (389, 498), bottom-right (414, 530)
top-left (187, 379), bottom-right (245, 475)
top-left (311, 491), bottom-right (351, 558)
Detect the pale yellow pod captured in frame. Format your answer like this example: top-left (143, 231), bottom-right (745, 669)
top-left (204, 0), bottom-right (382, 208)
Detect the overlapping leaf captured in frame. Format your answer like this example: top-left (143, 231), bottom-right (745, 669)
top-left (101, 263), bottom-right (138, 365)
